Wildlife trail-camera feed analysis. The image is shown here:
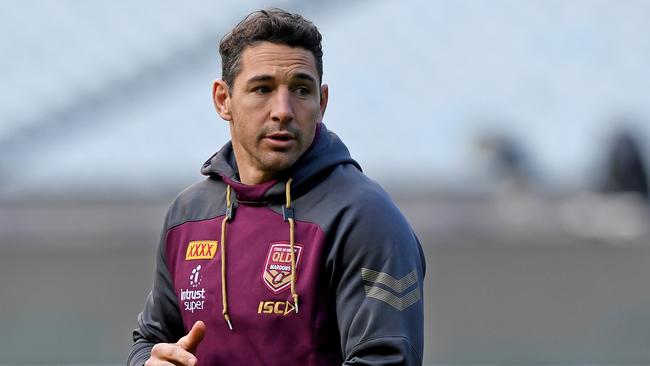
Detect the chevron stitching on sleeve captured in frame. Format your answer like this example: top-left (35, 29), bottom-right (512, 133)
top-left (361, 268), bottom-right (421, 311)
top-left (361, 268), bottom-right (417, 292)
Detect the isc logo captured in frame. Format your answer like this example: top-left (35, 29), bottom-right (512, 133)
top-left (257, 300), bottom-right (295, 316)
top-left (186, 240), bottom-right (218, 260)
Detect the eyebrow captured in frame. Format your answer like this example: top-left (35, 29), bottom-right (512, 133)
top-left (246, 75), bottom-right (274, 84)
top-left (293, 72), bottom-right (317, 85)
top-left (246, 72), bottom-right (318, 85)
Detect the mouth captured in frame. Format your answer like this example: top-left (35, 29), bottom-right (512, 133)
top-left (262, 132), bottom-right (296, 148)
top-left (264, 132), bottom-right (295, 141)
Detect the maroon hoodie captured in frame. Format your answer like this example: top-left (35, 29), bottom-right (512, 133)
top-left (128, 124), bottom-right (425, 365)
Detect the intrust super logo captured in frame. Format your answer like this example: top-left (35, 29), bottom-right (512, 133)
top-left (185, 240), bottom-right (218, 260)
top-left (180, 264), bottom-right (206, 313)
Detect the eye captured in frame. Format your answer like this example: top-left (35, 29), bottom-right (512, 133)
top-left (253, 85), bottom-right (271, 94)
top-left (294, 86), bottom-right (311, 97)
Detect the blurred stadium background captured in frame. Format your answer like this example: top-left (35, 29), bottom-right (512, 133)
top-left (1, 0), bottom-right (650, 365)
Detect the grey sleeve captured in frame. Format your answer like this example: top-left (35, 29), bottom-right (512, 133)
top-left (333, 193), bottom-right (426, 366)
top-left (127, 222), bottom-right (185, 366)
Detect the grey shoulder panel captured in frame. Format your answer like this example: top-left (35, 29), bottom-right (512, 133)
top-left (294, 164), bottom-right (426, 365)
top-left (166, 177), bottom-right (229, 229)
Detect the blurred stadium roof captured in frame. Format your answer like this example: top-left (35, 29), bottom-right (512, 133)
top-left (1, 0), bottom-right (650, 199)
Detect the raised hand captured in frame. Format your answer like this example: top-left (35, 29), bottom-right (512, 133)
top-left (145, 321), bottom-right (206, 366)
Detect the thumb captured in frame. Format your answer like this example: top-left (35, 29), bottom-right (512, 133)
top-left (177, 320), bottom-right (206, 354)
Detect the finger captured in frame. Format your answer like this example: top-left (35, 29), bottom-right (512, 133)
top-left (150, 343), bottom-right (198, 366)
top-left (146, 359), bottom-right (193, 366)
top-left (177, 320), bottom-right (206, 354)
top-left (144, 359), bottom-right (178, 366)
top-left (144, 359), bottom-right (177, 366)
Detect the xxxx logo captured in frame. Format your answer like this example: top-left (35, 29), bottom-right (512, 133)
top-left (185, 240), bottom-right (218, 260)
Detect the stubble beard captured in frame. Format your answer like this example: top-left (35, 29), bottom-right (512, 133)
top-left (253, 125), bottom-right (304, 175)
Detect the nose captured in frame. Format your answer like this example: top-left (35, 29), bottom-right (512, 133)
top-left (270, 87), bottom-right (294, 123)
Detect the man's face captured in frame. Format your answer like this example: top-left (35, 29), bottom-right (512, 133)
top-left (213, 42), bottom-right (328, 184)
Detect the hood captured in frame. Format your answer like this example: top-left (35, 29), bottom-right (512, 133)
top-left (200, 123), bottom-right (361, 202)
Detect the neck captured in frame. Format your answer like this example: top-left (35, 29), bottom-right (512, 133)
top-left (238, 166), bottom-right (273, 185)
top-left (230, 143), bottom-right (274, 185)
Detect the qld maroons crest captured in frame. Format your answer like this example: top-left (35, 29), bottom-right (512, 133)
top-left (263, 242), bottom-right (303, 294)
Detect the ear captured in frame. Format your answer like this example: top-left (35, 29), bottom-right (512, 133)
top-left (319, 84), bottom-right (329, 120)
top-left (213, 79), bottom-right (233, 121)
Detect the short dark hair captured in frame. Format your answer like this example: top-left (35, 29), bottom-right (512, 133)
top-left (219, 8), bottom-right (323, 88)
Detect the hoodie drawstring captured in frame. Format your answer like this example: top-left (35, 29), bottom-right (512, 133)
top-left (220, 179), bottom-right (300, 331)
top-left (283, 178), bottom-right (299, 314)
top-left (221, 184), bottom-right (233, 330)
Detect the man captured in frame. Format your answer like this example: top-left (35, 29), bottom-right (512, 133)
top-left (128, 8), bottom-right (425, 366)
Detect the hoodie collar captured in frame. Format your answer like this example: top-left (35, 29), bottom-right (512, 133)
top-left (200, 123), bottom-right (361, 202)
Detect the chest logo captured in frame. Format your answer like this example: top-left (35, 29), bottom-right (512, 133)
top-left (186, 240), bottom-right (218, 260)
top-left (257, 300), bottom-right (295, 316)
top-left (263, 242), bottom-right (303, 294)
top-left (180, 264), bottom-right (206, 313)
